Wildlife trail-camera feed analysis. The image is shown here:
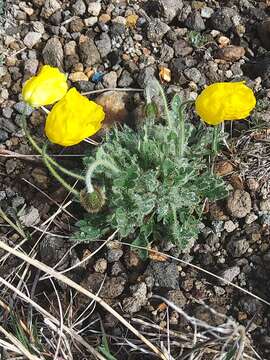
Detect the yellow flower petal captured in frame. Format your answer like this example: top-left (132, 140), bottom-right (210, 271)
top-left (45, 88), bottom-right (105, 146)
top-left (195, 82), bottom-right (256, 125)
top-left (22, 65), bottom-right (68, 107)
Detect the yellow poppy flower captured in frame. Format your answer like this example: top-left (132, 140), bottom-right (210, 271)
top-left (22, 65), bottom-right (68, 107)
top-left (45, 88), bottom-right (105, 146)
top-left (195, 82), bottom-right (256, 125)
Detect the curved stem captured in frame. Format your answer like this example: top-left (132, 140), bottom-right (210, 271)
top-left (178, 108), bottom-right (185, 158)
top-left (41, 106), bottom-right (50, 114)
top-left (178, 100), bottom-right (194, 158)
top-left (211, 124), bottom-right (222, 174)
top-left (42, 144), bottom-right (79, 197)
top-left (154, 79), bottom-right (173, 128)
top-left (21, 115), bottom-right (85, 181)
top-left (171, 204), bottom-right (178, 240)
top-left (212, 125), bottom-right (220, 155)
top-left (85, 159), bottom-right (120, 193)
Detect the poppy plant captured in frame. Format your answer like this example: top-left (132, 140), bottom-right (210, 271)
top-left (195, 82), bottom-right (256, 125)
top-left (45, 88), bottom-right (105, 146)
top-left (22, 65), bottom-right (68, 107)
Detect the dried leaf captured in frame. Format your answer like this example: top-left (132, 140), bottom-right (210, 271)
top-left (148, 247), bottom-right (168, 262)
top-left (157, 303), bottom-right (168, 312)
top-left (214, 161), bottom-right (234, 176)
top-left (126, 14), bottom-right (138, 28)
top-left (159, 67), bottom-right (171, 83)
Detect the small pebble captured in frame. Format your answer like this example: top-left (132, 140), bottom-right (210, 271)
top-left (201, 7), bottom-right (214, 19)
top-left (216, 45), bottom-right (245, 62)
top-left (23, 32), bottom-right (42, 49)
top-left (69, 72), bottom-right (89, 82)
top-left (88, 2), bottom-right (102, 16)
top-left (94, 258), bottom-right (108, 273)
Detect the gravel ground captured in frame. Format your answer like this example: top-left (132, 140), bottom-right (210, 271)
top-left (2, 0), bottom-right (270, 358)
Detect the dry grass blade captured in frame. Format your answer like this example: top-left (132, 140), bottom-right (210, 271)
top-left (153, 295), bottom-right (257, 360)
top-left (0, 239), bottom-right (168, 360)
top-left (22, 178), bottom-right (77, 220)
top-left (0, 338), bottom-right (22, 354)
top-left (40, 230), bottom-right (118, 279)
top-left (0, 200), bottom-right (73, 267)
top-left (0, 325), bottom-right (40, 360)
top-left (0, 276), bottom-right (106, 360)
top-left (0, 149), bottom-right (39, 161)
top-left (82, 87), bottom-right (143, 96)
top-left (49, 279), bottom-right (64, 360)
top-left (0, 207), bottom-right (26, 238)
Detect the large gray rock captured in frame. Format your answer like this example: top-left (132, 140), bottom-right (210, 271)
top-left (227, 190), bottom-right (252, 218)
top-left (220, 266), bottom-right (240, 283)
top-left (137, 66), bottom-right (156, 88)
top-left (42, 37), bottom-right (64, 70)
top-left (157, 0), bottom-right (183, 23)
top-left (147, 19), bottom-right (170, 42)
top-left (210, 7), bottom-right (235, 33)
top-left (95, 33), bottom-right (112, 58)
top-left (79, 35), bottom-right (101, 66)
top-left (41, 0), bottom-right (61, 18)
top-left (186, 11), bottom-right (206, 31)
top-left (72, 0), bottom-right (86, 16)
top-left (227, 238), bottom-right (249, 258)
top-left (23, 32), bottom-right (42, 49)
top-left (258, 19), bottom-right (270, 50)
top-left (144, 261), bottom-right (179, 289)
top-left (122, 283), bottom-right (148, 314)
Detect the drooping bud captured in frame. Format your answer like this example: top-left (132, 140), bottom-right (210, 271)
top-left (79, 187), bottom-right (106, 213)
top-left (145, 102), bottom-right (158, 120)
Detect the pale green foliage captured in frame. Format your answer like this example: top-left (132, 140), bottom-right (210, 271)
top-left (0, 0), bottom-right (4, 18)
top-left (74, 80), bottom-right (227, 255)
top-left (188, 30), bottom-right (211, 48)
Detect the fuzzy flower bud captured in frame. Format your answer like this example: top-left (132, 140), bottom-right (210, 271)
top-left (80, 187), bottom-right (106, 213)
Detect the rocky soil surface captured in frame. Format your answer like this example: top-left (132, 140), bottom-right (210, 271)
top-left (2, 0), bottom-right (270, 358)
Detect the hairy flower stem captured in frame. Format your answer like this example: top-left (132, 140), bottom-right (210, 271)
top-left (171, 205), bottom-right (178, 234)
top-left (42, 144), bottom-right (79, 197)
top-left (179, 108), bottom-right (185, 158)
top-left (155, 79), bottom-right (173, 128)
top-left (211, 124), bottom-right (222, 174)
top-left (41, 106), bottom-right (50, 114)
top-left (85, 159), bottom-right (120, 193)
top-left (21, 115), bottom-right (85, 181)
top-left (212, 125), bottom-right (220, 155)
top-left (178, 100), bottom-right (194, 158)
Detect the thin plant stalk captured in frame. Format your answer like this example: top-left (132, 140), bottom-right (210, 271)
top-left (0, 208), bottom-right (26, 238)
top-left (178, 105), bottom-right (185, 158)
top-left (42, 144), bottom-right (79, 197)
top-left (212, 124), bottom-right (221, 155)
top-left (211, 124), bottom-right (222, 174)
top-left (85, 159), bottom-right (120, 193)
top-left (178, 100), bottom-right (194, 158)
top-left (21, 115), bottom-right (85, 181)
top-left (155, 79), bottom-right (173, 128)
